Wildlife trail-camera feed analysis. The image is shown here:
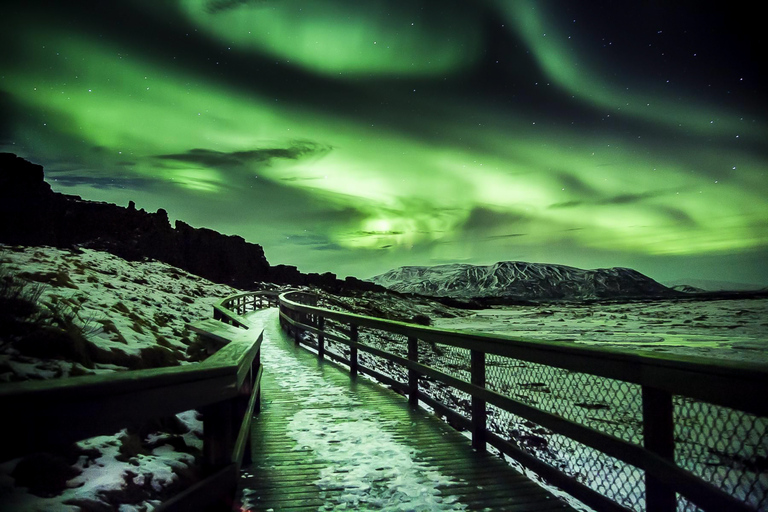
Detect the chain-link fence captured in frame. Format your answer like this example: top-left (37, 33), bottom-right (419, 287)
top-left (279, 292), bottom-right (768, 512)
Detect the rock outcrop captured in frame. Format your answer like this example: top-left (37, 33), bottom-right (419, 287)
top-left (0, 153), bottom-right (380, 292)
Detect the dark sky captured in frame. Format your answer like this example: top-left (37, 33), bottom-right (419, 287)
top-left (2, 0), bottom-right (766, 285)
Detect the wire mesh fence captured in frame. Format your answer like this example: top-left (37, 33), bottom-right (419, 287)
top-left (674, 399), bottom-right (768, 511)
top-left (278, 292), bottom-right (768, 512)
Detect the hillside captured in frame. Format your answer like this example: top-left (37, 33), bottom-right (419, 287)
top-left (0, 244), bottom-right (466, 510)
top-left (1, 245), bottom-right (243, 382)
top-left (371, 261), bottom-right (676, 301)
top-left (0, 245), bottom-right (242, 510)
top-left (0, 153), bottom-right (381, 293)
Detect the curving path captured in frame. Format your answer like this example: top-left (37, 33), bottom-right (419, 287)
top-left (235, 308), bottom-right (575, 511)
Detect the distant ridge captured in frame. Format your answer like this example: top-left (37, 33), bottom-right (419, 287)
top-left (370, 261), bottom-right (677, 301)
top-left (664, 278), bottom-right (766, 292)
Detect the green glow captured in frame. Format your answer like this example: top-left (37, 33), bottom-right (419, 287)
top-left (2, 3), bottom-right (767, 284)
top-left (496, 0), bottom-right (767, 139)
top-left (179, 0), bottom-right (481, 77)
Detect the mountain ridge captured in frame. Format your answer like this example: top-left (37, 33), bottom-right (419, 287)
top-left (371, 261), bottom-right (678, 301)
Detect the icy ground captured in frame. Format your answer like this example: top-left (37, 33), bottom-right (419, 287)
top-left (426, 300), bottom-right (768, 509)
top-left (240, 308), bottom-right (466, 512)
top-left (432, 298), bottom-right (768, 364)
top-left (0, 245), bottom-right (239, 511)
top-left (1, 244), bottom-right (240, 380)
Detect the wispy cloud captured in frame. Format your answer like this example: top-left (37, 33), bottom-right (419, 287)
top-left (155, 141), bottom-right (333, 168)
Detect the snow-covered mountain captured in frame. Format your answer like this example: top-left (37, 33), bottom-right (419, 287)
top-left (370, 261), bottom-right (675, 301)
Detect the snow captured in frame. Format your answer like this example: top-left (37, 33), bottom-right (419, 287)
top-left (370, 261), bottom-right (670, 300)
top-left (1, 244), bottom-right (241, 380)
top-left (3, 244), bottom-right (766, 510)
top-left (431, 299), bottom-right (768, 364)
top-left (240, 309), bottom-right (466, 512)
top-left (1, 245), bottom-right (239, 510)
top-left (288, 408), bottom-right (462, 511)
top-left (0, 429), bottom-right (194, 511)
top-left (290, 295), bottom-right (768, 510)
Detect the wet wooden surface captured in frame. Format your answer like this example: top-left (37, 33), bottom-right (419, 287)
top-left (235, 311), bottom-right (576, 511)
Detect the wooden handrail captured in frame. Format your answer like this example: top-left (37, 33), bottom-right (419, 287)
top-left (279, 293), bottom-right (767, 416)
top-left (213, 291), bottom-right (279, 328)
top-left (0, 294), bottom-right (270, 511)
top-left (278, 290), bottom-right (768, 512)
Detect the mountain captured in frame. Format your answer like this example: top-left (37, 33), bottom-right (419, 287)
top-left (664, 278), bottom-right (766, 292)
top-left (370, 261), bottom-right (677, 301)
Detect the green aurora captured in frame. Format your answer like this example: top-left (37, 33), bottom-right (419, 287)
top-left (2, 1), bottom-right (766, 285)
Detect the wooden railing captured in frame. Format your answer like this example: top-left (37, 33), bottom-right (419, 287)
top-left (0, 292), bottom-right (270, 511)
top-left (278, 291), bottom-right (768, 512)
top-left (213, 291), bottom-right (279, 328)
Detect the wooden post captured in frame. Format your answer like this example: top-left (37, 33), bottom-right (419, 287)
top-left (293, 311), bottom-right (301, 344)
top-left (643, 386), bottom-right (675, 512)
top-left (202, 399), bottom-right (234, 473)
top-left (471, 349), bottom-right (487, 452)
top-left (237, 370), bottom-right (253, 467)
top-left (318, 316), bottom-right (325, 359)
top-left (408, 336), bottom-right (419, 407)
top-left (350, 323), bottom-right (358, 378)
top-left (254, 349), bottom-right (261, 415)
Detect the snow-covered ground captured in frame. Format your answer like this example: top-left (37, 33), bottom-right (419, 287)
top-left (0, 245), bottom-right (240, 511)
top-left (2, 244), bottom-right (766, 510)
top-left (1, 244), bottom-right (241, 380)
top-left (431, 298), bottom-right (768, 364)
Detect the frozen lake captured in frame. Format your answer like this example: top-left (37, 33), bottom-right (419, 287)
top-left (432, 297), bottom-right (768, 365)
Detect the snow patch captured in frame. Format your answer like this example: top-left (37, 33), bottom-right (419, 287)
top-left (241, 309), bottom-right (465, 512)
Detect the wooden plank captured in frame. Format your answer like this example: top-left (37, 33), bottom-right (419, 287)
top-left (236, 319), bottom-right (578, 512)
top-left (187, 318), bottom-right (251, 343)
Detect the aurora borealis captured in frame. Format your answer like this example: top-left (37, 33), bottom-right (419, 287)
top-left (2, 1), bottom-right (766, 285)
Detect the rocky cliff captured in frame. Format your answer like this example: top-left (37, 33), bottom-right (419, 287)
top-left (0, 153), bottom-right (378, 292)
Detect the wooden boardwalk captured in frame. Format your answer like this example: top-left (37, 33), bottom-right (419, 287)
top-left (235, 310), bottom-right (576, 511)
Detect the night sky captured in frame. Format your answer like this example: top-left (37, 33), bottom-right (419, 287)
top-left (2, 1), bottom-right (766, 285)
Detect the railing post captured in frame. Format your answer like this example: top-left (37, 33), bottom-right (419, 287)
top-left (408, 336), bottom-right (419, 407)
top-left (293, 311), bottom-right (301, 344)
top-left (643, 386), bottom-right (676, 512)
top-left (202, 399), bottom-right (234, 473)
top-left (350, 323), bottom-right (358, 378)
top-left (471, 349), bottom-right (486, 452)
top-left (235, 368), bottom-right (253, 467)
top-left (253, 348), bottom-right (261, 415)
top-left (318, 316), bottom-right (325, 359)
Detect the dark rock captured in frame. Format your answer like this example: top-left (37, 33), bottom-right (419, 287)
top-left (0, 154), bottom-right (387, 293)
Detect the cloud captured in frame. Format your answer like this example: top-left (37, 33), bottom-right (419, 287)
top-left (549, 190), bottom-right (669, 209)
top-left (204, 0), bottom-right (272, 15)
top-left (283, 232), bottom-right (345, 252)
top-left (461, 207), bottom-right (529, 235)
top-left (655, 206), bottom-right (699, 228)
top-left (154, 140), bottom-right (333, 168)
top-left (556, 172), bottom-right (599, 198)
top-left (43, 174), bottom-right (158, 190)
top-left (600, 191), bottom-right (664, 205)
